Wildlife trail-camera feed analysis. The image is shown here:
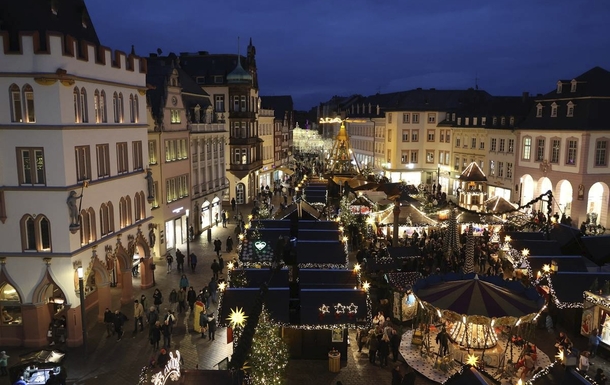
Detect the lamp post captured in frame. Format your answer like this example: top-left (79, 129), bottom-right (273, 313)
top-left (77, 266), bottom-right (87, 356)
top-left (437, 164), bottom-right (441, 192)
top-left (186, 209), bottom-right (190, 260)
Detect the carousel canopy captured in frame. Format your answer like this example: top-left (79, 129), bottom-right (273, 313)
top-left (483, 196), bottom-right (516, 213)
top-left (415, 275), bottom-right (542, 318)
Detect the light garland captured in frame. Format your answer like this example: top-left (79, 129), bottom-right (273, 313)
top-left (334, 303), bottom-right (345, 314)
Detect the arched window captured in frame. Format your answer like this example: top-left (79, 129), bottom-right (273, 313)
top-left (87, 207), bottom-right (96, 242)
top-left (134, 193), bottom-right (141, 221)
top-left (100, 90), bottom-right (107, 123)
top-left (133, 95), bottom-right (139, 123)
top-left (20, 214), bottom-right (52, 251)
top-left (73, 87), bottom-right (81, 122)
top-left (107, 201), bottom-right (115, 233)
top-left (22, 84), bottom-right (35, 123)
top-left (140, 191), bottom-right (146, 220)
top-left (94, 90), bottom-right (101, 123)
top-left (9, 84), bottom-right (22, 122)
top-left (129, 94), bottom-right (135, 123)
top-left (0, 282), bottom-right (22, 325)
top-left (80, 87), bottom-right (88, 123)
top-left (118, 93), bottom-right (124, 123)
top-left (125, 195), bottom-right (132, 226)
top-left (119, 197), bottom-right (126, 228)
top-left (100, 203), bottom-right (107, 236)
top-left (113, 92), bottom-right (119, 123)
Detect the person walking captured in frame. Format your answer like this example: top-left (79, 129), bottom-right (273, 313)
top-left (177, 288), bottom-right (187, 315)
top-left (161, 320), bottom-right (172, 348)
top-left (368, 331), bottom-right (379, 365)
top-left (390, 329), bottom-right (401, 362)
top-left (147, 306), bottom-right (159, 338)
top-left (133, 299), bottom-right (144, 334)
top-left (218, 255), bottom-right (225, 276)
top-left (189, 253), bottom-right (198, 272)
top-left (150, 321), bottom-right (161, 350)
top-left (113, 310), bottom-right (128, 341)
top-left (208, 278), bottom-right (219, 305)
top-left (211, 259), bottom-right (220, 280)
top-left (356, 328), bottom-right (368, 353)
top-left (226, 236), bottom-right (233, 252)
top-left (153, 289), bottom-right (163, 312)
top-left (140, 295), bottom-right (148, 316)
top-left (187, 287), bottom-right (197, 312)
top-left (214, 238), bottom-right (222, 256)
top-left (0, 351), bottom-right (9, 377)
top-left (179, 275), bottom-right (189, 291)
top-left (169, 289), bottom-right (178, 313)
top-left (166, 253), bottom-right (174, 274)
top-left (231, 197), bottom-right (236, 212)
top-left (589, 329), bottom-right (601, 357)
top-left (222, 210), bottom-right (227, 228)
top-left (175, 250), bottom-right (185, 273)
top-left (207, 313), bottom-right (217, 341)
top-left (103, 308), bottom-right (115, 338)
top-left (379, 334), bottom-right (390, 367)
top-left (199, 310), bottom-right (208, 338)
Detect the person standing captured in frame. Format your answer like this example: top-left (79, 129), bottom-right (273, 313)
top-left (214, 238), bottom-right (222, 256)
top-left (166, 253), bottom-right (174, 274)
top-left (103, 308), bottom-right (115, 338)
top-left (368, 331), bottom-right (379, 365)
top-left (356, 328), bottom-right (368, 353)
top-left (175, 250), bottom-right (185, 273)
top-left (589, 329), bottom-right (601, 357)
top-left (140, 295), bottom-right (148, 316)
top-left (150, 321), bottom-right (161, 350)
top-left (231, 197), bottom-right (236, 212)
top-left (390, 329), bottom-right (401, 362)
top-left (169, 289), bottom-right (178, 313)
top-left (177, 288), bottom-right (186, 315)
top-left (222, 210), bottom-right (227, 228)
top-left (189, 253), bottom-right (198, 272)
top-left (402, 365), bottom-right (416, 385)
top-left (211, 259), bottom-right (220, 280)
top-left (153, 289), bottom-right (163, 312)
top-left (391, 364), bottom-right (402, 385)
top-left (133, 299), bottom-right (144, 334)
top-left (179, 275), bottom-right (189, 291)
top-left (187, 287), bottom-right (197, 312)
top-left (162, 320), bottom-right (172, 349)
top-left (199, 310), bottom-right (208, 338)
top-left (207, 313), bottom-right (217, 341)
top-left (0, 351), bottom-right (9, 377)
top-left (218, 255), bottom-right (224, 276)
top-left (208, 278), bottom-right (218, 305)
top-left (379, 334), bottom-right (390, 367)
top-left (147, 306), bottom-right (159, 338)
top-left (113, 310), bottom-right (127, 341)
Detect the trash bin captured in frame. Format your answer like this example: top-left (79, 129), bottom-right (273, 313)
top-left (328, 351), bottom-right (341, 372)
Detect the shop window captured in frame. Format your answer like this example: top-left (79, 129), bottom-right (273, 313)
top-left (0, 283), bottom-right (22, 325)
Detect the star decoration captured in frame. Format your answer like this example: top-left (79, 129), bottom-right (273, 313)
top-left (466, 354), bottom-right (479, 366)
top-left (347, 303), bottom-right (358, 314)
top-left (227, 307), bottom-right (248, 328)
top-left (334, 303), bottom-right (345, 314)
top-left (319, 304), bottom-right (330, 314)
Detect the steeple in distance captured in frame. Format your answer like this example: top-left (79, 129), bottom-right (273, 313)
top-left (226, 37), bottom-right (252, 85)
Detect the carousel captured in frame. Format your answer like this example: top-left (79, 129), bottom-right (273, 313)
top-left (399, 274), bottom-right (551, 383)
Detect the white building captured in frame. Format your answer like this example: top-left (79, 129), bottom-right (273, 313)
top-left (0, 3), bottom-right (151, 348)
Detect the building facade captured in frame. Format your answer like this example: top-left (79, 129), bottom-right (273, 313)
top-left (261, 95), bottom-right (295, 182)
top-left (258, 104), bottom-right (276, 189)
top-left (0, 2), bottom-right (151, 347)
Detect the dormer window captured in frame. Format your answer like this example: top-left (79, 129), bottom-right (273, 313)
top-left (551, 102), bottom-right (558, 117)
top-left (566, 101), bottom-right (574, 117)
top-left (536, 103), bottom-right (543, 117)
top-left (557, 81), bottom-right (563, 94)
top-left (457, 117), bottom-right (461, 125)
top-left (492, 117), bottom-right (497, 125)
top-left (509, 116), bottom-right (515, 126)
top-left (501, 117), bottom-right (506, 125)
top-left (570, 80), bottom-right (577, 93)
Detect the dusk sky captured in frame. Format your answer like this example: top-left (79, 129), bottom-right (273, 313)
top-left (87, 0), bottom-right (610, 110)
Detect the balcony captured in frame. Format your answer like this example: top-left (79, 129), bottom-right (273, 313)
top-left (230, 136), bottom-right (261, 146)
top-left (228, 159), bottom-right (263, 179)
top-left (229, 111), bottom-right (256, 120)
top-left (190, 123), bottom-right (226, 133)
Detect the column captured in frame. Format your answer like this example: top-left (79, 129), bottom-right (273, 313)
top-left (97, 282), bottom-right (112, 321)
top-left (21, 303), bottom-right (49, 347)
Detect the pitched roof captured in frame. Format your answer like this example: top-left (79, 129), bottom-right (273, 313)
top-left (388, 89), bottom-right (492, 112)
top-left (0, 0), bottom-right (100, 51)
top-left (260, 96), bottom-right (294, 120)
top-left (175, 52), bottom-right (249, 85)
top-left (458, 162), bottom-right (487, 182)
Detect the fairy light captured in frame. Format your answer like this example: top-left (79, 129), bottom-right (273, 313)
top-left (362, 281), bottom-right (370, 291)
top-left (466, 354), bottom-right (479, 366)
top-left (353, 263), bottom-right (361, 272)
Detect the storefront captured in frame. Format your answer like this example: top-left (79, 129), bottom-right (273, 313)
top-left (385, 169), bottom-right (422, 186)
top-left (582, 291), bottom-right (610, 343)
top-left (201, 200), bottom-right (211, 230)
top-left (211, 197), bottom-right (221, 226)
top-left (165, 214), bottom-right (186, 251)
top-left (258, 167), bottom-right (273, 190)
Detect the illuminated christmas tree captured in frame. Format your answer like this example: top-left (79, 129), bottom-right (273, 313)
top-left (249, 307), bottom-right (289, 385)
top-left (443, 208), bottom-right (460, 261)
top-left (463, 226), bottom-right (475, 274)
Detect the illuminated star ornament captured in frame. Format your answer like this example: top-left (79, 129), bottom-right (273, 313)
top-left (319, 304), bottom-right (330, 314)
top-left (466, 354), bottom-right (479, 366)
top-left (227, 307), bottom-right (248, 328)
top-left (334, 303), bottom-right (345, 314)
top-left (347, 303), bottom-right (358, 314)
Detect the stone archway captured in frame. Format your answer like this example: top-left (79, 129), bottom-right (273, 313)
top-left (537, 177), bottom-right (553, 213)
top-left (0, 265), bottom-right (27, 346)
top-left (521, 174), bottom-right (535, 206)
top-left (555, 180), bottom-right (574, 218)
top-left (114, 239), bottom-right (134, 305)
top-left (587, 182), bottom-right (609, 228)
top-left (81, 253), bottom-right (112, 322)
top-left (133, 228), bottom-right (153, 290)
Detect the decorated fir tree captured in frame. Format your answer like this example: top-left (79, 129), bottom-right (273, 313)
top-left (339, 196), bottom-right (357, 227)
top-left (248, 307), bottom-right (289, 385)
top-left (443, 208), bottom-right (460, 261)
top-left (463, 226), bottom-right (475, 274)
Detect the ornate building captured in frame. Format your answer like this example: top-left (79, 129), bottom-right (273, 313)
top-left (0, 0), bottom-right (152, 347)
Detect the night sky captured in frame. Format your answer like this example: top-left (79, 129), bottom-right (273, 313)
top-left (87, 0), bottom-right (610, 110)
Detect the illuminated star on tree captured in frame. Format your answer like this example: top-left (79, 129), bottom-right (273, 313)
top-left (227, 307), bottom-right (248, 328)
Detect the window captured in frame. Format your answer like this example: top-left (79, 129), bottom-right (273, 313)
top-left (401, 130), bottom-right (409, 142)
top-left (215, 95), bottom-right (225, 111)
top-left (456, 138), bottom-right (461, 148)
top-left (148, 140), bottom-right (157, 165)
top-left (509, 116), bottom-right (515, 126)
top-left (536, 103), bottom-right (543, 117)
top-left (23, 85), bottom-right (35, 123)
top-left (96, 144), bottom-right (110, 178)
top-left (498, 162), bottom-right (504, 178)
top-left (567, 102), bottom-right (574, 117)
top-left (457, 117), bottom-right (462, 125)
top-left (75, 146), bottom-right (91, 181)
top-left (451, 113), bottom-right (456, 121)
top-left (79, 208), bottom-right (97, 245)
top-left (152, 182), bottom-right (159, 208)
top-left (426, 130), bottom-right (434, 142)
top-left (536, 138), bottom-right (545, 161)
top-left (112, 92), bottom-right (119, 123)
top-left (94, 90), bottom-right (101, 123)
top-left (233, 148), bottom-right (241, 164)
top-left (507, 162), bottom-right (513, 179)
top-left (402, 113), bottom-right (410, 123)
top-left (214, 75), bottom-right (223, 84)
top-left (501, 117), bottom-right (506, 125)
top-left (465, 118), bottom-right (470, 126)
top-left (100, 91), bottom-right (107, 123)
top-left (426, 150), bottom-right (434, 163)
top-left (387, 130), bottom-right (392, 142)
top-left (454, 157), bottom-right (460, 171)
top-left (551, 103), bottom-right (558, 117)
top-left (196, 76), bottom-right (205, 84)
top-left (20, 214), bottom-right (51, 252)
top-left (80, 87), bottom-right (88, 123)
top-left (481, 117), bottom-right (487, 125)
top-left (240, 96), bottom-right (247, 111)
top-left (119, 197), bottom-right (131, 228)
top-left (133, 141), bottom-right (143, 171)
top-left (134, 192), bottom-right (143, 221)
top-left (489, 160), bottom-right (495, 176)
top-left (117, 142), bottom-right (128, 174)
top-left (557, 82), bottom-right (562, 94)
top-left (410, 150), bottom-right (418, 163)
top-left (428, 113), bottom-right (436, 124)
top-left (411, 130), bottom-right (419, 142)
top-left (445, 131), bottom-right (450, 143)
top-left (439, 151), bottom-right (444, 165)
top-left (388, 113), bottom-right (392, 124)
top-left (99, 202), bottom-right (114, 236)
top-left (129, 94), bottom-right (139, 123)
top-left (490, 138), bottom-right (497, 152)
top-left (595, 140), bottom-right (608, 167)
top-left (178, 139), bottom-right (187, 160)
top-left (473, 117), bottom-right (478, 126)
top-left (0, 282), bottom-right (23, 325)
top-left (522, 137), bottom-right (531, 160)
top-left (440, 130), bottom-right (445, 142)
top-left (499, 139), bottom-right (505, 153)
top-left (412, 113), bottom-right (419, 124)
top-left (550, 139), bottom-right (561, 163)
top-left (17, 148), bottom-right (45, 185)
top-left (492, 117), bottom-right (497, 125)
top-left (170, 110), bottom-right (180, 124)
top-left (508, 139), bottom-right (514, 153)
top-left (9, 84), bottom-right (23, 122)
top-left (571, 80), bottom-right (577, 92)
top-left (566, 139), bottom-right (577, 165)
top-left (471, 138), bottom-right (476, 149)
top-left (73, 87), bottom-right (81, 122)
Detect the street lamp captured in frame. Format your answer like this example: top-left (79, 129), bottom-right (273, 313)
top-left (77, 266), bottom-right (87, 356)
top-left (186, 209), bottom-right (190, 261)
top-left (437, 164), bottom-right (441, 192)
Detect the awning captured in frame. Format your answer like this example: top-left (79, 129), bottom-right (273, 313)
top-left (275, 167), bottom-right (294, 175)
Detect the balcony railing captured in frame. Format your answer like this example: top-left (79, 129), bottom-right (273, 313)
top-left (229, 159), bottom-right (263, 172)
top-left (190, 123), bottom-right (226, 133)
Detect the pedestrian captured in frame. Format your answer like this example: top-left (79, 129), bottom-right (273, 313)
top-left (113, 310), bottom-right (128, 341)
top-left (103, 308), bottom-right (115, 337)
top-left (150, 321), bottom-right (161, 350)
top-left (175, 250), bottom-right (185, 273)
top-left (368, 331), bottom-right (379, 365)
top-left (0, 351), bottom-right (9, 377)
top-left (162, 320), bottom-right (172, 348)
top-left (147, 306), bottom-right (159, 338)
top-left (189, 253), bottom-right (198, 272)
top-left (179, 274), bottom-right (189, 291)
top-left (595, 368), bottom-right (607, 385)
top-left (391, 364), bottom-right (402, 385)
top-left (436, 326), bottom-right (449, 356)
top-left (187, 287), bottom-right (197, 312)
top-left (166, 253), bottom-right (174, 273)
top-left (153, 288), bottom-right (163, 312)
top-left (222, 210), bottom-right (227, 228)
top-left (231, 197), bottom-right (236, 212)
top-left (218, 255), bottom-right (224, 275)
top-left (177, 288), bottom-right (186, 314)
top-left (402, 365), bottom-right (416, 385)
top-left (207, 313), bottom-right (217, 341)
top-left (579, 351), bottom-right (590, 373)
top-left (189, 225), bottom-right (194, 241)
top-left (133, 299), bottom-right (144, 334)
top-left (211, 259), bottom-right (220, 280)
top-left (208, 277), bottom-right (218, 304)
top-left (214, 238), bottom-right (222, 256)
top-left (140, 295), bottom-right (148, 316)
top-left (356, 328), bottom-right (368, 353)
top-left (226, 236), bottom-right (233, 252)
top-left (390, 329), bottom-right (401, 362)
top-left (199, 310), bottom-right (208, 338)
top-left (379, 334), bottom-right (390, 367)
top-left (169, 289), bottom-right (178, 313)
top-left (215, 212), bottom-right (219, 227)
top-left (589, 328), bottom-right (601, 357)
top-left (163, 308), bottom-right (175, 334)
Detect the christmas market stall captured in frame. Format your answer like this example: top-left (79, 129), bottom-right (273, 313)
top-left (386, 272), bottom-right (423, 323)
top-left (365, 245), bottom-right (422, 272)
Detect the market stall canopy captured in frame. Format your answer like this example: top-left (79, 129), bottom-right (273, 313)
top-left (526, 255), bottom-right (589, 273)
top-left (484, 196), bottom-right (516, 213)
top-left (378, 204), bottom-right (437, 225)
top-left (499, 231), bottom-right (545, 242)
top-left (456, 211), bottom-right (502, 224)
top-left (386, 272), bottom-right (422, 291)
top-left (276, 166), bottom-right (294, 175)
top-left (415, 275), bottom-right (542, 318)
top-left (179, 370), bottom-right (242, 385)
top-left (387, 246), bottom-right (421, 259)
